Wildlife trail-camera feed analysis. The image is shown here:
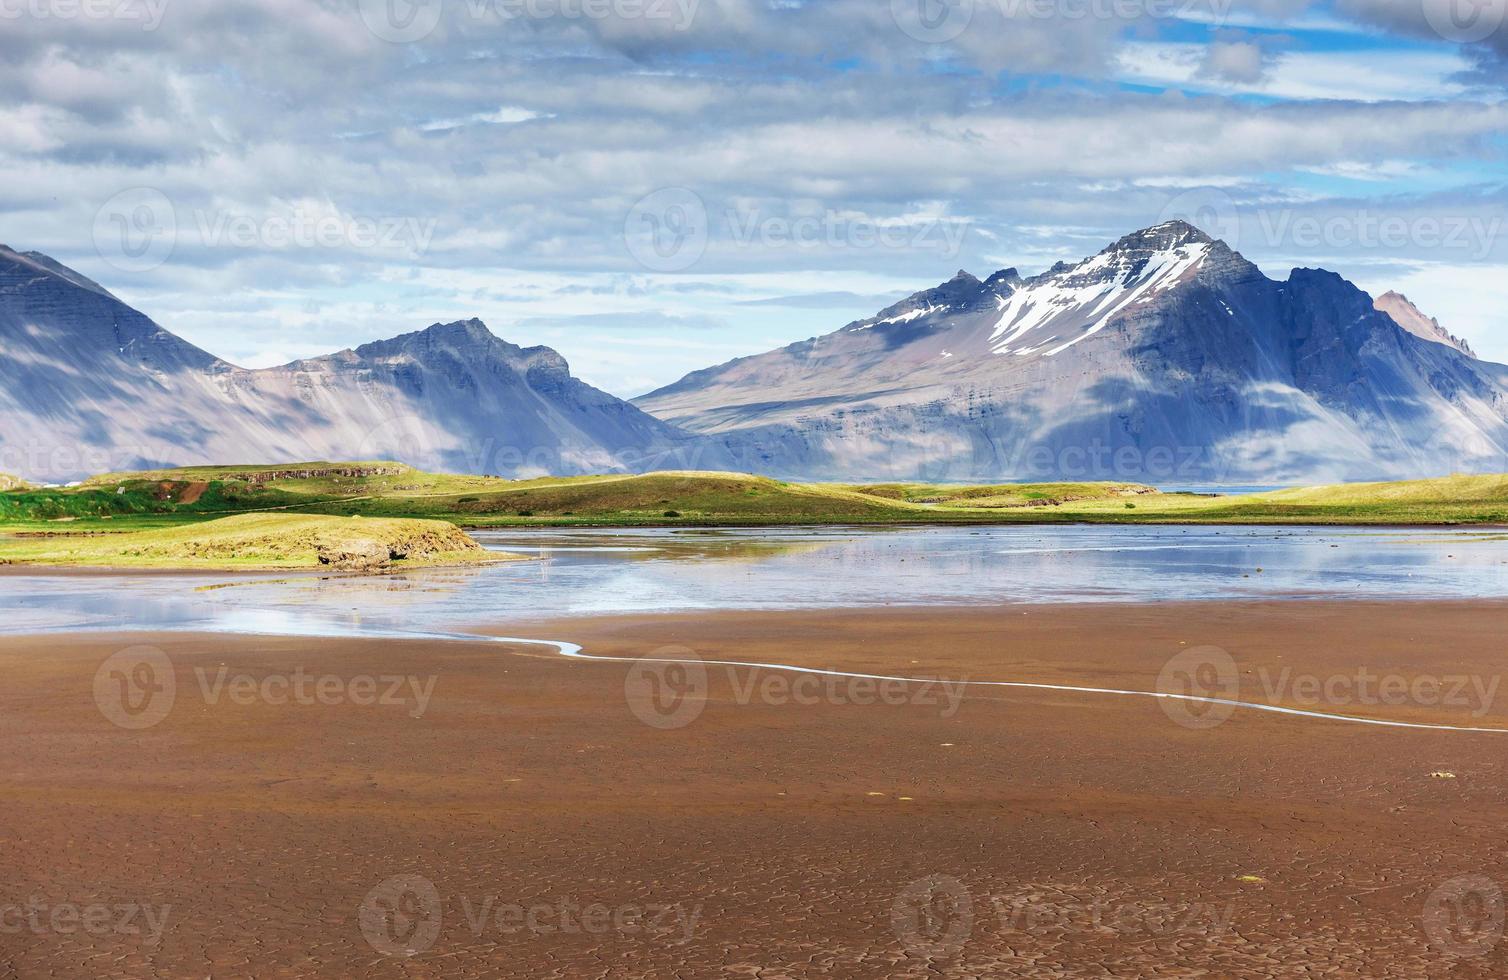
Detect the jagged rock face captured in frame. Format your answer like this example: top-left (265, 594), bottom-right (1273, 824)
top-left (0, 246), bottom-right (709, 482)
top-left (1374, 291), bottom-right (1475, 358)
top-left (637, 221), bottom-right (1508, 484)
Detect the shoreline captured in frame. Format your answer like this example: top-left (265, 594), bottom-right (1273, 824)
top-left (2, 518), bottom-right (1506, 576)
top-left (9, 598), bottom-right (1508, 729)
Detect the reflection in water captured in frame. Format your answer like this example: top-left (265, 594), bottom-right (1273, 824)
top-left (4, 524), bottom-right (1508, 636)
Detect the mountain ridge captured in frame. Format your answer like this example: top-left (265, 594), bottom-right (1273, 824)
top-left (636, 221), bottom-right (1508, 484)
top-left (5, 225), bottom-right (1504, 485)
top-left (0, 248), bottom-right (712, 482)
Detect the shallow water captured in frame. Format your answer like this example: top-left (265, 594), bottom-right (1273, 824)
top-left (4, 524), bottom-right (1508, 637)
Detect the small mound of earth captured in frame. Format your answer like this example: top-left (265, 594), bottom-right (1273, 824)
top-left (316, 536), bottom-right (394, 571)
top-left (308, 517), bottom-right (490, 571)
top-left (0, 513), bottom-right (509, 571)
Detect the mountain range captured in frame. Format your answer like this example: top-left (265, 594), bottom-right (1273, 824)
top-left (3, 224), bottom-right (1505, 485)
top-left (0, 244), bottom-right (710, 483)
top-left (638, 222), bottom-right (1508, 483)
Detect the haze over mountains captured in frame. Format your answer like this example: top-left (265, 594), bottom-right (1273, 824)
top-left (0, 244), bottom-right (708, 483)
top-left (3, 225), bottom-right (1506, 485)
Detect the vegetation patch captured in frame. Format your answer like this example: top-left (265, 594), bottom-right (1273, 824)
top-left (0, 513), bottom-right (512, 570)
top-left (3, 466), bottom-right (1507, 532)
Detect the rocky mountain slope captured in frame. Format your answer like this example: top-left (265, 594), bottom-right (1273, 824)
top-left (637, 222), bottom-right (1508, 483)
top-left (1374, 291), bottom-right (1475, 358)
top-left (0, 245), bottom-right (708, 482)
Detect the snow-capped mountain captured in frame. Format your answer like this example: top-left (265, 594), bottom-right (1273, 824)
top-left (637, 222), bottom-right (1508, 483)
top-left (7, 226), bottom-right (1506, 486)
top-left (0, 245), bottom-right (710, 482)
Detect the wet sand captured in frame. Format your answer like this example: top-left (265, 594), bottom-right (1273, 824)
top-left (3, 601), bottom-right (1507, 977)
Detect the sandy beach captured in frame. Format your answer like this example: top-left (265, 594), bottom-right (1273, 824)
top-left (3, 601), bottom-right (1507, 977)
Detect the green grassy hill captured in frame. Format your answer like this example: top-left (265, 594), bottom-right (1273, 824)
top-left (0, 513), bottom-right (507, 570)
top-left (843, 481), bottom-right (1158, 508)
top-left (3, 462), bottom-right (1507, 535)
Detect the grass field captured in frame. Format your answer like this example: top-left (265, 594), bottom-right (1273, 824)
top-left (3, 464), bottom-right (1507, 542)
top-left (0, 513), bottom-right (510, 570)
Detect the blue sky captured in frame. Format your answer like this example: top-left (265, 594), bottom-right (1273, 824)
top-left (4, 0), bottom-right (1507, 394)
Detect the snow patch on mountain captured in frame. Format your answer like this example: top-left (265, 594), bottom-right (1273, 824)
top-left (989, 240), bottom-right (1210, 358)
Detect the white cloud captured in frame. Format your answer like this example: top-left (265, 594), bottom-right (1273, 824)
top-left (1199, 40), bottom-right (1270, 83)
top-left (1119, 40), bottom-right (1472, 100)
top-left (3, 0), bottom-right (1508, 394)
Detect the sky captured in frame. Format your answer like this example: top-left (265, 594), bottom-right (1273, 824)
top-left (3, 0), bottom-right (1508, 396)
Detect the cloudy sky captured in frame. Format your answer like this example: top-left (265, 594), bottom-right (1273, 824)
top-left (4, 0), bottom-right (1508, 395)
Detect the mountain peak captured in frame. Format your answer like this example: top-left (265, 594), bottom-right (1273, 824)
top-left (983, 268), bottom-right (1023, 292)
top-left (420, 317), bottom-right (494, 342)
top-left (1112, 220), bottom-right (1215, 252)
top-left (0, 244), bottom-right (115, 299)
top-left (1374, 290), bottom-right (1474, 358)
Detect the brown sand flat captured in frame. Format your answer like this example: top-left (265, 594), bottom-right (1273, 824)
top-left (2, 601), bottom-right (1507, 977)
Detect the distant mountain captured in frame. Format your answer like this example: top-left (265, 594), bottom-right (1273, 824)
top-left (1374, 291), bottom-right (1474, 358)
top-left (636, 222), bottom-right (1508, 483)
top-left (0, 245), bottom-right (710, 482)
